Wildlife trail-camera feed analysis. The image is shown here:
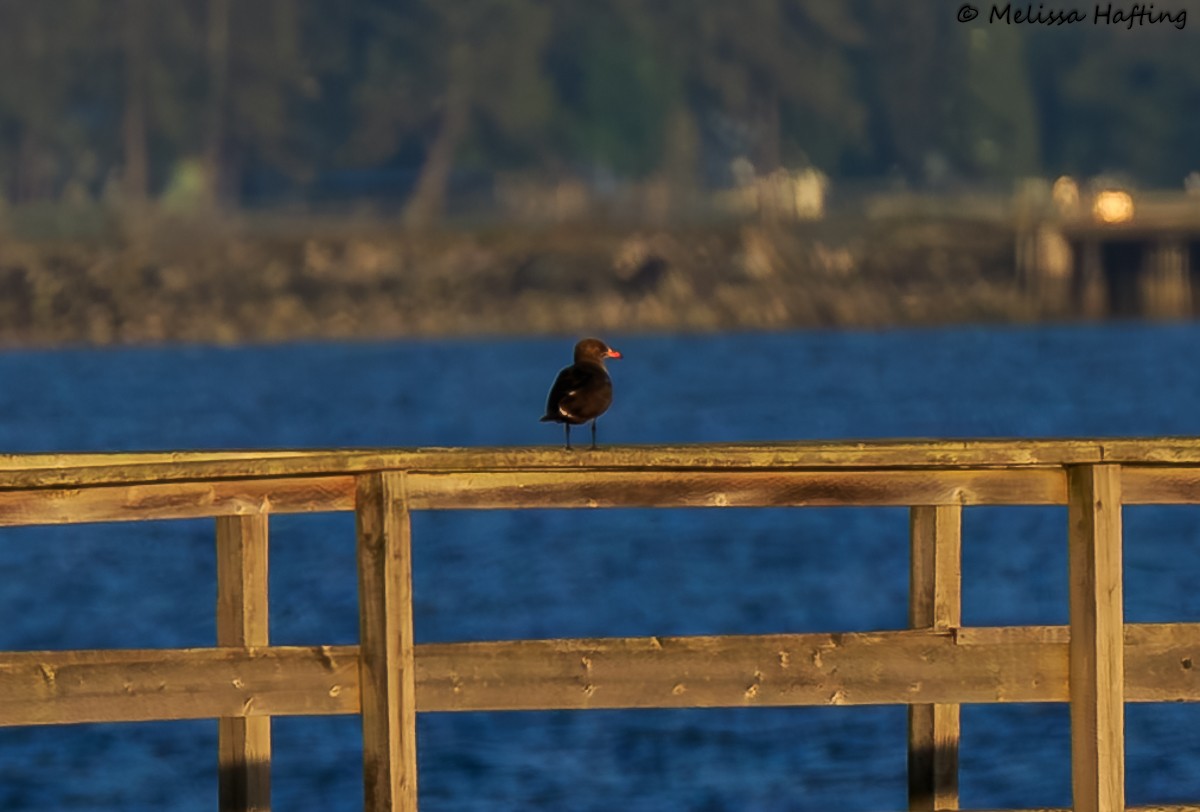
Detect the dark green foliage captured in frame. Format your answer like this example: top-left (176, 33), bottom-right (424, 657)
top-left (0, 1), bottom-right (1197, 214)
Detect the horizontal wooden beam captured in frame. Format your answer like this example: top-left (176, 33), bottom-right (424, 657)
top-left (969, 807), bottom-right (1200, 812)
top-left (0, 449), bottom-right (321, 471)
top-left (0, 468), bottom-right (1071, 526)
top-left (5, 463), bottom-right (1200, 526)
top-left (0, 645), bottom-right (360, 726)
top-left (0, 476), bottom-right (354, 526)
top-left (7, 438), bottom-right (1200, 491)
top-left (404, 469), bottom-right (1065, 509)
top-left (3, 623), bottom-right (1199, 726)
top-left (1123, 467), bottom-right (1200, 504)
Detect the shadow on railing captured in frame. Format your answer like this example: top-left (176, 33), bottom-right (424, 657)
top-left (4, 440), bottom-right (1200, 812)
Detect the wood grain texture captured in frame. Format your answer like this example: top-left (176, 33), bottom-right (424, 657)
top-left (909, 506), bottom-right (963, 631)
top-left (0, 468), bottom-right (1067, 527)
top-left (356, 472), bottom-right (417, 812)
top-left (909, 506), bottom-right (962, 811)
top-left (216, 515), bottom-right (271, 812)
top-left (4, 438), bottom-right (1200, 491)
top-left (1068, 464), bottom-right (1125, 812)
top-left (0, 476), bottom-right (353, 526)
top-left (2, 624), bottom-right (1199, 726)
top-left (0, 645), bottom-right (360, 726)
top-left (404, 469), bottom-right (1064, 509)
top-left (0, 440), bottom-right (1198, 504)
top-left (967, 807), bottom-right (1200, 812)
top-left (1123, 467), bottom-right (1200, 504)
top-left (2, 440), bottom-right (1200, 811)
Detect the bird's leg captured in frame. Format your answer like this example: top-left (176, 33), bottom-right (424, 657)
top-left (590, 419), bottom-right (598, 450)
top-left (564, 423), bottom-right (572, 451)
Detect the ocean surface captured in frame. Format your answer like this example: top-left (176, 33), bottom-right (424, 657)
top-left (2, 323), bottom-right (1200, 810)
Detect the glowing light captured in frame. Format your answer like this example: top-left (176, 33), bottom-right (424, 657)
top-left (1093, 190), bottom-right (1134, 224)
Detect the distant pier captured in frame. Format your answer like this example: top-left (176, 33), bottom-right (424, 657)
top-left (1016, 188), bottom-right (1200, 319)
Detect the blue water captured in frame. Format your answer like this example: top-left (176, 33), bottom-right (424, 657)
top-left (2, 324), bottom-right (1200, 810)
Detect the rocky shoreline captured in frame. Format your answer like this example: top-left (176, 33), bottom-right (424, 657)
top-left (0, 215), bottom-right (1049, 348)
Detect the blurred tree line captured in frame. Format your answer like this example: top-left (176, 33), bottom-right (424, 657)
top-left (1, 0), bottom-right (1197, 222)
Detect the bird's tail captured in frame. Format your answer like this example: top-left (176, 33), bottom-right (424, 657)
top-left (539, 415), bottom-right (555, 422)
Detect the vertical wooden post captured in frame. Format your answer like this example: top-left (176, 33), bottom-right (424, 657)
top-left (356, 471), bottom-right (418, 812)
top-left (216, 514), bottom-right (271, 812)
top-left (1067, 464), bottom-right (1124, 812)
top-left (908, 505), bottom-right (962, 811)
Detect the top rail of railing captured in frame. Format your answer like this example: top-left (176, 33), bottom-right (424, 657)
top-left (4, 437), bottom-right (1200, 489)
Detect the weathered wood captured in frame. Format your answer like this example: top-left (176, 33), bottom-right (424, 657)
top-left (216, 516), bottom-right (270, 644)
top-left (1122, 467), bottom-right (1200, 504)
top-left (13, 460), bottom-right (1200, 522)
top-left (7, 439), bottom-right (1200, 493)
top-left (413, 629), bottom-right (1053, 709)
top-left (0, 475), bottom-right (353, 526)
top-left (216, 515), bottom-right (271, 812)
top-left (968, 807), bottom-right (1200, 812)
top-left (909, 507), bottom-right (963, 631)
top-left (0, 468), bottom-right (1067, 527)
top-left (405, 469), bottom-right (1064, 509)
top-left (1067, 464), bottom-right (1125, 812)
top-left (0, 449), bottom-right (318, 471)
top-left (6, 438), bottom-right (1200, 492)
top-left (2, 624), bottom-right (1200, 726)
top-left (356, 472), bottom-right (417, 812)
top-left (0, 645), bottom-right (361, 726)
top-left (2, 440), bottom-right (1200, 810)
top-left (908, 506), bottom-right (962, 811)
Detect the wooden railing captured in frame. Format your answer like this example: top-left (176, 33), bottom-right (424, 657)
top-left (4, 440), bottom-right (1200, 812)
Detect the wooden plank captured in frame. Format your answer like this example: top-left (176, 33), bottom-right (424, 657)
top-left (908, 506), bottom-right (962, 811)
top-left (356, 472), bottom-right (418, 812)
top-left (8, 439), bottom-right (1200, 491)
top-left (956, 626), bottom-right (1070, 645)
top-left (1099, 437), bottom-right (1200, 465)
top-left (909, 507), bottom-right (963, 631)
top-left (0, 466), bottom-right (1077, 526)
top-left (0, 440), bottom-right (1121, 491)
top-left (1, 624), bottom-right (1199, 725)
top-left (216, 515), bottom-right (271, 812)
top-left (417, 621), bottom-right (1198, 710)
top-left (0, 449), bottom-right (320, 471)
top-left (0, 476), bottom-right (353, 526)
top-left (0, 645), bottom-right (361, 726)
top-left (17, 460), bottom-right (1200, 519)
top-left (1123, 467), bottom-right (1200, 504)
top-left (1067, 464), bottom-right (1125, 812)
top-left (968, 807), bottom-right (1200, 812)
top-left (405, 469), bottom-right (1065, 509)
top-left (1129, 633), bottom-right (1200, 702)
top-left (0, 468), bottom-right (1065, 527)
